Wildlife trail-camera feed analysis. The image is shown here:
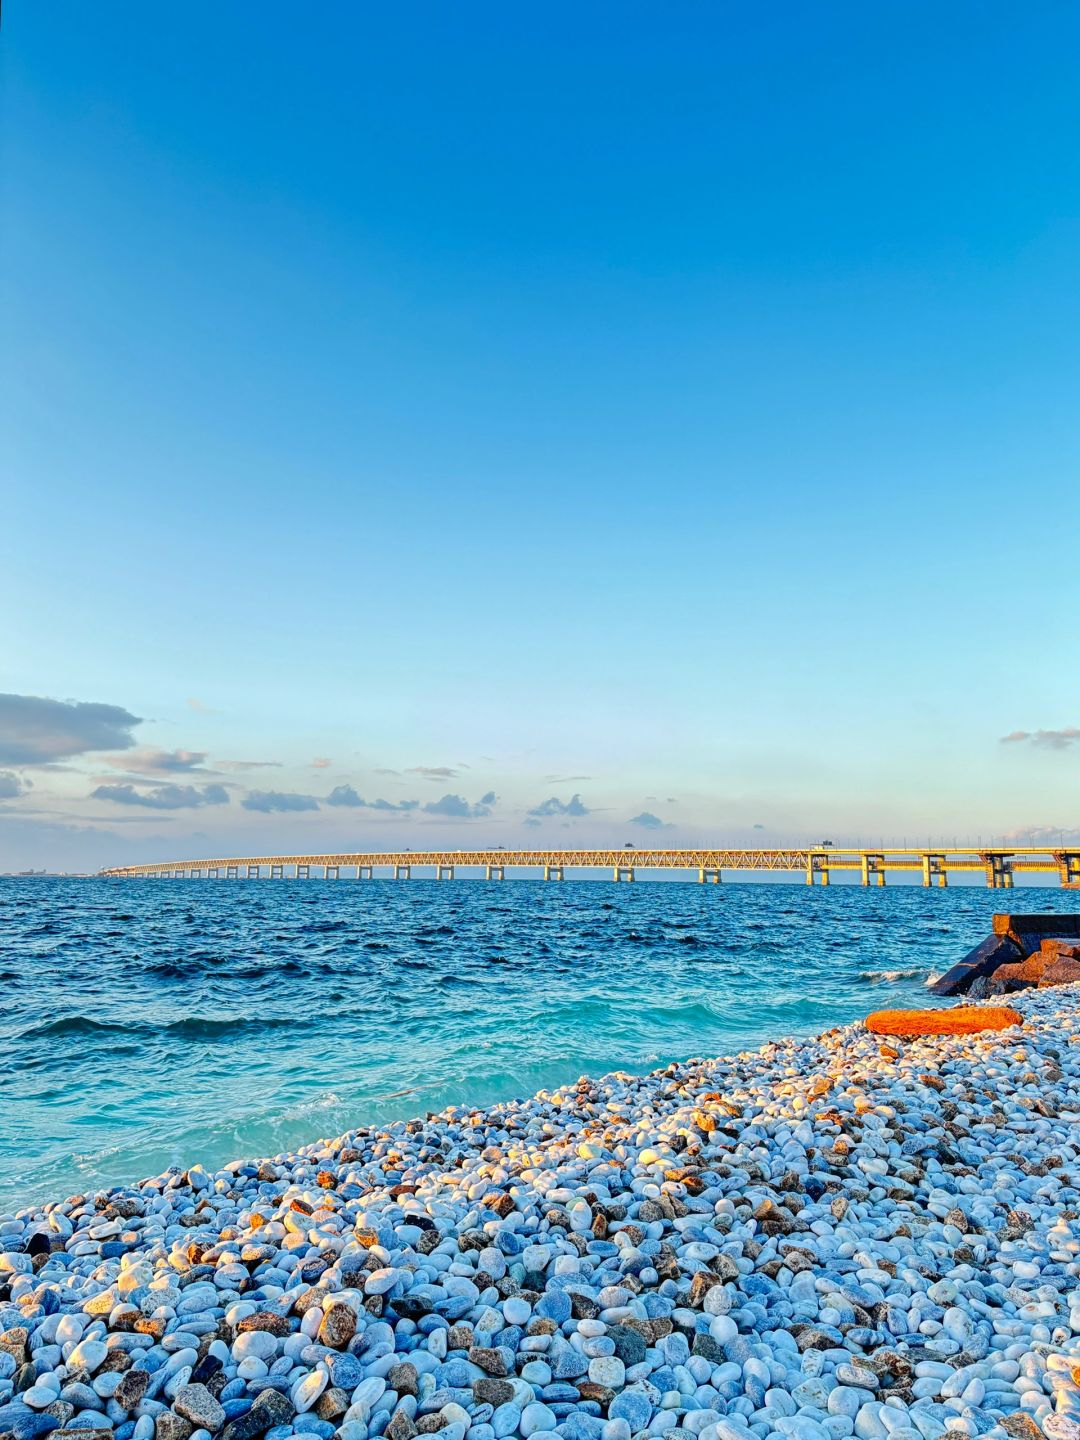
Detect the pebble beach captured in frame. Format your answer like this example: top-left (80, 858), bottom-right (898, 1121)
top-left (4, 986), bottom-right (1080, 1440)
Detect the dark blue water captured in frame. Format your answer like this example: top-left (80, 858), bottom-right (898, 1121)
top-left (3, 876), bottom-right (1078, 1212)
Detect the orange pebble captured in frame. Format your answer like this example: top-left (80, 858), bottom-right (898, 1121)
top-left (864, 1006), bottom-right (1022, 1037)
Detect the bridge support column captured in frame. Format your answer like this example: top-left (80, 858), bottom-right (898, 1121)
top-left (325, 865), bottom-right (339, 879)
top-left (226, 865), bottom-right (238, 879)
top-left (246, 865), bottom-right (260, 879)
top-left (806, 854), bottom-right (830, 886)
top-left (270, 864), bottom-right (284, 879)
top-left (295, 864), bottom-right (310, 879)
top-left (1056, 852), bottom-right (1080, 888)
top-left (983, 853), bottom-right (1014, 889)
top-left (485, 864), bottom-right (505, 880)
top-left (173, 870), bottom-right (183, 879)
top-left (860, 854), bottom-right (886, 886)
top-left (698, 867), bottom-right (721, 883)
top-left (543, 865), bottom-right (564, 880)
top-left (922, 854), bottom-right (947, 887)
top-left (357, 865), bottom-right (373, 879)
top-left (208, 868), bottom-right (220, 879)
top-left (613, 865), bottom-right (635, 882)
top-left (436, 865), bottom-right (455, 881)
top-left (394, 864), bottom-right (411, 880)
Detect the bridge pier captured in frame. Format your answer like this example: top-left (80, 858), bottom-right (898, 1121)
top-left (270, 864), bottom-right (284, 879)
top-left (1057, 852), bottom-right (1080, 888)
top-left (613, 865), bottom-right (635, 882)
top-left (226, 865), bottom-right (238, 879)
top-left (806, 854), bottom-right (830, 886)
top-left (543, 865), bottom-right (564, 880)
top-left (356, 865), bottom-right (373, 880)
top-left (922, 854), bottom-right (948, 887)
top-left (485, 864), bottom-right (505, 880)
top-left (394, 864), bottom-right (411, 880)
top-left (324, 865), bottom-right (339, 879)
top-left (246, 865), bottom-right (260, 879)
top-left (436, 865), bottom-right (455, 881)
top-left (860, 853), bottom-right (886, 887)
top-left (698, 867), bottom-right (721, 883)
top-left (295, 864), bottom-right (310, 879)
top-left (983, 853), bottom-right (1014, 889)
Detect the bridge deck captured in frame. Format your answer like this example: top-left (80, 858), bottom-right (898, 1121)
top-left (100, 846), bottom-right (1080, 886)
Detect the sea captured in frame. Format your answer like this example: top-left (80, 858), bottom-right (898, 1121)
top-left (3, 875), bottom-right (1079, 1213)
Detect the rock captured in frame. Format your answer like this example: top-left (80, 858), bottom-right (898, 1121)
top-left (316, 1304), bottom-right (356, 1349)
top-left (156, 1415), bottom-right (194, 1440)
top-left (473, 1381), bottom-right (515, 1409)
top-left (114, 1372), bottom-right (150, 1410)
top-left (173, 1386), bottom-right (226, 1433)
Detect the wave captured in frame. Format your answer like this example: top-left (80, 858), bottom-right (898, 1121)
top-left (18, 1013), bottom-right (306, 1043)
top-left (860, 967), bottom-right (926, 983)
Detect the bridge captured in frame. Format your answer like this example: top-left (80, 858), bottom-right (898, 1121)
top-left (100, 845), bottom-right (1080, 887)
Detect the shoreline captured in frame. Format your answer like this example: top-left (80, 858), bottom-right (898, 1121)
top-left (3, 991), bottom-right (1080, 1440)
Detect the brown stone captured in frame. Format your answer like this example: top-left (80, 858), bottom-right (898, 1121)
top-left (0, 1328), bottom-right (28, 1365)
top-left (576, 1381), bottom-right (614, 1406)
top-left (155, 1415), bottom-right (194, 1440)
top-left (317, 1303), bottom-right (357, 1349)
top-left (314, 1388), bottom-right (348, 1421)
top-left (385, 1413), bottom-right (418, 1440)
top-left (469, 1346), bottom-right (509, 1376)
top-left (115, 1369), bottom-right (150, 1409)
top-left (238, 1312), bottom-right (291, 1337)
top-left (387, 1363), bottom-right (419, 1398)
top-left (999, 1416), bottom-right (1046, 1440)
top-left (473, 1379), bottom-right (515, 1408)
top-left (864, 1006), bottom-right (1022, 1037)
top-left (752, 1198), bottom-right (795, 1235)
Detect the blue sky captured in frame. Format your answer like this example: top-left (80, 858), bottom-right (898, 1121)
top-left (2, 2), bottom-right (1079, 869)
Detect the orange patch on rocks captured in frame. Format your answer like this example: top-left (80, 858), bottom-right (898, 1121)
top-left (865, 1006), bottom-right (1023, 1037)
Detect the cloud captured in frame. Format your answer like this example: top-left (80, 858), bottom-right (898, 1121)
top-left (102, 747), bottom-right (209, 775)
top-left (0, 770), bottom-right (32, 800)
top-left (1000, 727), bottom-right (1080, 751)
top-left (91, 782), bottom-right (230, 810)
top-left (524, 817), bottom-right (541, 828)
top-left (423, 792), bottom-right (495, 819)
top-left (629, 811), bottom-right (668, 830)
top-left (0, 694), bottom-right (142, 765)
top-left (1000, 823), bottom-right (1080, 843)
top-left (242, 790), bottom-right (320, 813)
top-left (325, 785), bottom-right (417, 812)
top-left (753, 822), bottom-right (765, 830)
top-left (528, 793), bottom-right (590, 819)
top-left (374, 768), bottom-right (401, 776)
top-left (543, 774), bottom-right (592, 784)
top-left (186, 698), bottom-right (213, 713)
top-left (311, 757), bottom-right (332, 769)
top-left (325, 784), bottom-right (364, 807)
top-left (219, 759), bottom-right (282, 771)
top-left (407, 766), bottom-right (460, 781)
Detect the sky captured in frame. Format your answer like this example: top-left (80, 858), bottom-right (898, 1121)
top-left (2, 2), bottom-right (1079, 871)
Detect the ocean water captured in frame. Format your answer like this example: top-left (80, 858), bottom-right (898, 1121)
top-left (3, 876), bottom-right (1079, 1212)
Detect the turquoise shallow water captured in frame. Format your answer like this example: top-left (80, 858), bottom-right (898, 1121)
top-left (2, 876), bottom-right (1079, 1212)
